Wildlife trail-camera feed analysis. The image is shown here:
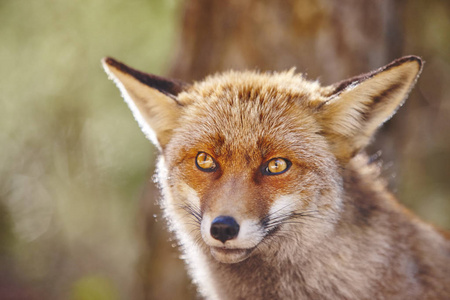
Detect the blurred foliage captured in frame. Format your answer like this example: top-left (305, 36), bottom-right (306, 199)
top-left (0, 0), bottom-right (180, 299)
top-left (71, 275), bottom-right (119, 300)
top-left (1, 0), bottom-right (450, 299)
top-left (396, 0), bottom-right (450, 226)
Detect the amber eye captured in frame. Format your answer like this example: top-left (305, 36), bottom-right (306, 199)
top-left (263, 158), bottom-right (291, 175)
top-left (196, 152), bottom-right (217, 172)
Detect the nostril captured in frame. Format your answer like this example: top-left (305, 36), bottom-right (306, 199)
top-left (210, 226), bottom-right (220, 237)
top-left (210, 216), bottom-right (240, 243)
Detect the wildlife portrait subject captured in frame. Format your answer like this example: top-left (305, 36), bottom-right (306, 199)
top-left (103, 55), bottom-right (450, 299)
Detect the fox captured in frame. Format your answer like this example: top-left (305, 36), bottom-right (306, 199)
top-left (102, 55), bottom-right (450, 300)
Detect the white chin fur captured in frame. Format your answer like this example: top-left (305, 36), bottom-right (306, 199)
top-left (210, 247), bottom-right (253, 264)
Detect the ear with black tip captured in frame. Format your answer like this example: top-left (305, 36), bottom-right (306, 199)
top-left (318, 56), bottom-right (423, 162)
top-left (102, 57), bottom-right (189, 150)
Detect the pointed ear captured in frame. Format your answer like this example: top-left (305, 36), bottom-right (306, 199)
top-left (102, 57), bottom-right (189, 150)
top-left (318, 56), bottom-right (423, 162)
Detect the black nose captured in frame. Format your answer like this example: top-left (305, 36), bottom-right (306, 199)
top-left (210, 216), bottom-right (240, 243)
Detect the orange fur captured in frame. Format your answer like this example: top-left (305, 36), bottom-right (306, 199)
top-left (103, 56), bottom-right (450, 299)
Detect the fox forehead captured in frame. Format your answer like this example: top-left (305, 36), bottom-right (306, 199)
top-left (171, 70), bottom-right (331, 160)
top-left (178, 70), bottom-right (330, 116)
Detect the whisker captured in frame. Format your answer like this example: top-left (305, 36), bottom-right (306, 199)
top-left (260, 205), bottom-right (335, 246)
top-left (185, 221), bottom-right (201, 228)
top-left (176, 203), bottom-right (203, 224)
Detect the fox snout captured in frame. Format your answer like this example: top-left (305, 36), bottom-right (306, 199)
top-left (199, 198), bottom-right (267, 263)
top-left (210, 216), bottom-right (240, 243)
top-left (202, 213), bottom-right (260, 263)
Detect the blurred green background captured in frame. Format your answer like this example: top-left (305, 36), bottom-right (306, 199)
top-left (1, 0), bottom-right (449, 299)
top-left (0, 0), bottom-right (180, 299)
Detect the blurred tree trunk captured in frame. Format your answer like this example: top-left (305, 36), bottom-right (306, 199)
top-left (169, 0), bottom-right (403, 83)
top-left (142, 0), bottom-right (450, 299)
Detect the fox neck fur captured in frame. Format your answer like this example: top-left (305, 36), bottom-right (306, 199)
top-left (162, 154), bottom-right (450, 300)
top-left (103, 56), bottom-right (450, 299)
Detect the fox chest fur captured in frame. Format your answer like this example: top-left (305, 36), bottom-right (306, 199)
top-left (103, 56), bottom-right (450, 299)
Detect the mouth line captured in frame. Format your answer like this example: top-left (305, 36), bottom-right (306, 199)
top-left (211, 246), bottom-right (255, 254)
top-left (209, 245), bottom-right (256, 263)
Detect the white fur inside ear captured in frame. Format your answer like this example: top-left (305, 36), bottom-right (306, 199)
top-left (319, 58), bottom-right (422, 158)
top-left (102, 60), bottom-right (162, 149)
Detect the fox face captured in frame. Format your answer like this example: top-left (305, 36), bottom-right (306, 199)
top-left (102, 57), bottom-right (422, 265)
top-left (163, 72), bottom-right (344, 263)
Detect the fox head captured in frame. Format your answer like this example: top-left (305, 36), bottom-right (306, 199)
top-left (103, 57), bottom-right (422, 264)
